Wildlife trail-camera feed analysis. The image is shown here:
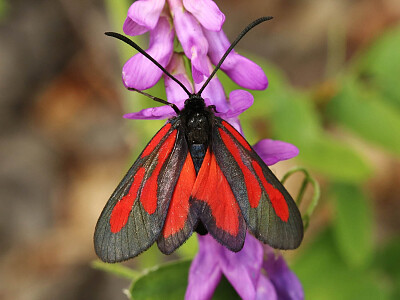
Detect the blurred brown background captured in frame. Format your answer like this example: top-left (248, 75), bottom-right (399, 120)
top-left (1, 0), bottom-right (399, 299)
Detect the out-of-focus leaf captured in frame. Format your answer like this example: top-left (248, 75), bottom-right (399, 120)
top-left (375, 238), bottom-right (400, 277)
top-left (298, 137), bottom-right (372, 182)
top-left (374, 238), bottom-right (400, 298)
top-left (130, 259), bottom-right (239, 300)
top-left (130, 260), bottom-right (191, 300)
top-left (175, 235), bottom-right (199, 259)
top-left (271, 91), bottom-right (372, 182)
top-left (223, 58), bottom-right (373, 182)
top-left (92, 260), bottom-right (140, 280)
top-left (331, 183), bottom-right (373, 267)
top-left (353, 25), bottom-right (400, 108)
top-left (136, 244), bottom-right (164, 270)
top-left (213, 276), bottom-right (241, 299)
top-left (270, 92), bottom-right (321, 143)
top-left (327, 80), bottom-right (400, 155)
top-left (293, 229), bottom-right (389, 300)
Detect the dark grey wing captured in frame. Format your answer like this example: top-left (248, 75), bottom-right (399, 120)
top-left (212, 117), bottom-right (303, 249)
top-left (94, 119), bottom-right (188, 262)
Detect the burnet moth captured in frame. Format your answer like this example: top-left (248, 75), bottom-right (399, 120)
top-left (94, 17), bottom-right (303, 263)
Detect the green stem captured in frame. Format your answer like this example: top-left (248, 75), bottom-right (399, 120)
top-left (281, 167), bottom-right (320, 230)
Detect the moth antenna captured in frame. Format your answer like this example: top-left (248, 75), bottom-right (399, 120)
top-left (105, 32), bottom-right (192, 97)
top-left (128, 87), bottom-right (180, 114)
top-left (197, 16), bottom-right (273, 96)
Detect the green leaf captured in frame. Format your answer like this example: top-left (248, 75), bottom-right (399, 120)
top-left (298, 136), bottom-right (372, 182)
top-left (266, 84), bottom-right (372, 182)
top-left (331, 183), bottom-right (373, 267)
top-left (293, 229), bottom-right (389, 300)
top-left (353, 25), bottom-right (400, 109)
top-left (130, 260), bottom-right (191, 300)
top-left (130, 259), bottom-right (239, 300)
top-left (375, 238), bottom-right (400, 277)
top-left (92, 260), bottom-right (141, 280)
top-left (175, 235), bottom-right (199, 259)
top-left (270, 92), bottom-right (321, 143)
top-left (327, 79), bottom-right (400, 155)
top-left (374, 238), bottom-right (400, 298)
top-left (135, 244), bottom-right (164, 270)
top-left (213, 276), bottom-right (241, 299)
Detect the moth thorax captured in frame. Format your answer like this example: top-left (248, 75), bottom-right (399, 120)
top-left (186, 113), bottom-right (209, 145)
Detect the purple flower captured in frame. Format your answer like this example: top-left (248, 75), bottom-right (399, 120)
top-left (183, 0), bottom-right (225, 31)
top-left (186, 234), bottom-right (263, 300)
top-left (203, 29), bottom-right (268, 90)
top-left (121, 0), bottom-right (266, 90)
top-left (123, 16), bottom-right (174, 90)
top-left (186, 232), bottom-right (303, 300)
top-left (123, 0), bottom-right (166, 35)
top-left (170, 0), bottom-right (210, 83)
top-left (263, 246), bottom-right (304, 300)
top-left (253, 139), bottom-right (300, 166)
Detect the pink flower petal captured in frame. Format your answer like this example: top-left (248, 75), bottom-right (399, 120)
top-left (123, 105), bottom-right (175, 120)
top-left (170, 0), bottom-right (209, 83)
top-left (123, 16), bottom-right (174, 90)
top-left (183, 0), bottom-right (225, 31)
top-left (204, 29), bottom-right (268, 90)
top-left (185, 235), bottom-right (222, 300)
top-left (263, 247), bottom-right (304, 300)
top-left (164, 53), bottom-right (193, 107)
top-left (220, 234), bottom-right (264, 300)
top-left (123, 17), bottom-right (149, 36)
top-left (253, 139), bottom-right (299, 166)
top-left (229, 118), bottom-right (244, 133)
top-left (194, 59), bottom-right (229, 113)
top-left (218, 90), bottom-right (253, 118)
top-left (123, 0), bottom-right (165, 35)
top-left (256, 275), bottom-right (278, 300)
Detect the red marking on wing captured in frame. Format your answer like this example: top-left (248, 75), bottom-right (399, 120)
top-left (110, 167), bottom-right (146, 233)
top-left (221, 120), bottom-right (251, 151)
top-left (252, 161), bottom-right (289, 222)
top-left (141, 123), bottom-right (172, 158)
top-left (162, 153), bottom-right (196, 238)
top-left (192, 149), bottom-right (240, 236)
top-left (140, 130), bottom-right (177, 215)
top-left (219, 128), bottom-right (261, 208)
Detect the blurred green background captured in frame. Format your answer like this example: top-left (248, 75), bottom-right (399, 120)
top-left (1, 0), bottom-right (399, 299)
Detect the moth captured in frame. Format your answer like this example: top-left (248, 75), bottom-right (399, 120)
top-left (94, 17), bottom-right (303, 263)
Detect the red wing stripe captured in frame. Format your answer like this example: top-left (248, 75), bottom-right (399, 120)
top-left (140, 130), bottom-right (177, 215)
top-left (141, 123), bottom-right (172, 158)
top-left (110, 167), bottom-right (146, 233)
top-left (162, 153), bottom-right (196, 238)
top-left (219, 128), bottom-right (262, 208)
top-left (221, 120), bottom-right (251, 151)
top-left (192, 149), bottom-right (240, 236)
top-left (252, 161), bottom-right (289, 222)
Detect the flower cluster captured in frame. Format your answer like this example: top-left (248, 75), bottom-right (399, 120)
top-left (122, 0), bottom-right (267, 127)
top-left (121, 0), bottom-right (303, 299)
top-left (187, 235), bottom-right (304, 300)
